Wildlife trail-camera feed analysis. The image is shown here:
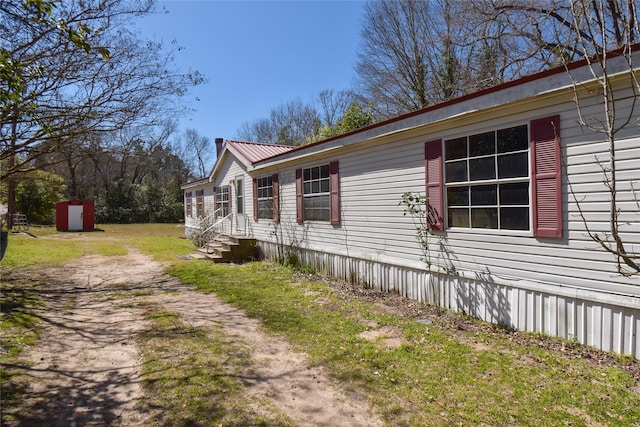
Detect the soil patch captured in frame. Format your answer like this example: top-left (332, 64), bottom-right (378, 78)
top-left (358, 325), bottom-right (405, 349)
top-left (3, 250), bottom-right (383, 426)
top-left (5, 250), bottom-right (639, 425)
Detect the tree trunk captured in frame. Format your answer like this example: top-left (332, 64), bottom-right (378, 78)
top-left (6, 107), bottom-right (18, 229)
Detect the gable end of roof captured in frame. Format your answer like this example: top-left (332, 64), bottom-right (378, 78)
top-left (225, 140), bottom-right (295, 164)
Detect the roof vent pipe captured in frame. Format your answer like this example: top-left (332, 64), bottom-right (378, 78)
top-left (214, 138), bottom-right (224, 158)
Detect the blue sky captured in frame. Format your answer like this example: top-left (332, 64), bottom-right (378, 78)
top-left (136, 0), bottom-right (366, 144)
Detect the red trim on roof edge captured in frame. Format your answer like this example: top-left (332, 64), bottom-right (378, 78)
top-left (180, 177), bottom-right (209, 187)
top-left (226, 139), bottom-right (294, 147)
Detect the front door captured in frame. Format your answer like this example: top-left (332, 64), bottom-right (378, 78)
top-left (235, 176), bottom-right (244, 232)
top-left (68, 205), bottom-right (83, 231)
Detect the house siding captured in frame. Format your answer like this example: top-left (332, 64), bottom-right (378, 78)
top-left (249, 83), bottom-right (640, 357)
top-left (212, 152), bottom-right (253, 234)
top-left (256, 104), bottom-right (639, 294)
top-left (257, 241), bottom-right (640, 357)
top-left (183, 184), bottom-right (215, 237)
top-left (187, 56), bottom-right (640, 357)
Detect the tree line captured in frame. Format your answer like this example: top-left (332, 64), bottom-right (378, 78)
top-left (1, 0), bottom-right (204, 224)
top-left (2, 0), bottom-right (638, 229)
top-left (239, 0), bottom-right (638, 144)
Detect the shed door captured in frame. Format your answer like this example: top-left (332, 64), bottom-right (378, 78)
top-left (68, 205), bottom-right (83, 231)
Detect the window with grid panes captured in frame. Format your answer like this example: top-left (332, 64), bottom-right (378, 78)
top-left (185, 192), bottom-right (192, 217)
top-left (256, 176), bottom-right (273, 219)
top-left (196, 189), bottom-right (204, 217)
top-left (445, 124), bottom-right (530, 230)
top-left (303, 165), bottom-right (330, 221)
top-left (216, 186), bottom-right (229, 217)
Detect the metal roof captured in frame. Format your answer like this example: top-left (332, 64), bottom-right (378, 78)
top-left (180, 177), bottom-right (209, 189)
top-left (226, 140), bottom-right (294, 164)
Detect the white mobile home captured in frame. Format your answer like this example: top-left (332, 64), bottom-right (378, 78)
top-left (182, 51), bottom-right (640, 358)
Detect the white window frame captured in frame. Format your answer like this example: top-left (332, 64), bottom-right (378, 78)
top-left (256, 176), bottom-right (273, 219)
top-left (185, 192), bottom-right (192, 217)
top-left (444, 124), bottom-right (530, 231)
top-left (216, 185), bottom-right (229, 217)
top-left (302, 164), bottom-right (330, 222)
top-left (195, 189), bottom-right (204, 218)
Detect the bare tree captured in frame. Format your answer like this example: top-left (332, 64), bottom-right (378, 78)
top-left (565, 1), bottom-right (639, 275)
top-left (236, 99), bottom-right (320, 146)
top-left (486, 0), bottom-right (639, 274)
top-left (236, 91), bottom-right (359, 144)
top-left (1, 0), bottom-right (203, 224)
top-left (235, 118), bottom-right (275, 143)
top-left (466, 0), bottom-right (572, 77)
top-left (497, 0), bottom-right (635, 56)
top-left (182, 128), bottom-right (212, 178)
top-left (355, 0), bottom-right (506, 119)
top-left (355, 0), bottom-right (435, 117)
top-left (317, 89), bottom-right (356, 128)
top-left (269, 99), bottom-right (321, 145)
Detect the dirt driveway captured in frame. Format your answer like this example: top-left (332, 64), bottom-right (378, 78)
top-left (6, 249), bottom-right (383, 426)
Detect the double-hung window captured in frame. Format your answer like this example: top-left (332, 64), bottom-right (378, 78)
top-left (445, 124), bottom-right (529, 230)
top-left (195, 189), bottom-right (204, 218)
top-left (215, 185), bottom-right (229, 217)
top-left (256, 176), bottom-right (274, 219)
top-left (425, 115), bottom-right (562, 238)
top-left (295, 161), bottom-right (340, 225)
top-left (185, 192), bottom-right (192, 217)
top-left (253, 174), bottom-right (280, 222)
top-left (303, 165), bottom-right (330, 221)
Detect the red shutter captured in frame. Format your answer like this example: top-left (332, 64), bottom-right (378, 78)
top-left (295, 169), bottom-right (303, 224)
top-left (252, 178), bottom-right (258, 221)
top-left (329, 161), bottom-right (340, 225)
top-left (272, 174), bottom-right (280, 223)
top-left (531, 115), bottom-right (562, 238)
top-left (425, 140), bottom-right (444, 231)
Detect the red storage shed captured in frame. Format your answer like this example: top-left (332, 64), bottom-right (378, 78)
top-left (56, 200), bottom-right (95, 232)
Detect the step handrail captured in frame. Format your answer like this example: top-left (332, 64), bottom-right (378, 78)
top-left (197, 208), bottom-right (221, 228)
top-left (199, 213), bottom-right (232, 245)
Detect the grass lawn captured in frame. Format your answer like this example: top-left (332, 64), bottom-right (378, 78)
top-left (1, 224), bottom-right (639, 426)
